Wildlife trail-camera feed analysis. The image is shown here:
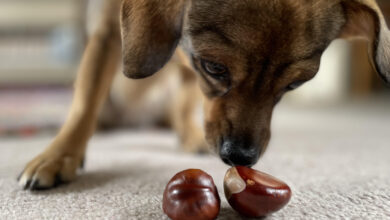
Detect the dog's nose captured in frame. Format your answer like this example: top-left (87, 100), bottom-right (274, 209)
top-left (219, 137), bottom-right (260, 167)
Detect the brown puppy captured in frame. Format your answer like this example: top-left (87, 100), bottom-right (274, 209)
top-left (18, 0), bottom-right (389, 190)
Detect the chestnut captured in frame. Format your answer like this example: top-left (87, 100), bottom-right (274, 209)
top-left (163, 169), bottom-right (220, 220)
top-left (224, 166), bottom-right (291, 217)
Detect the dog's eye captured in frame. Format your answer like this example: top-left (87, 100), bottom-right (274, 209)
top-left (201, 59), bottom-right (228, 79)
top-left (286, 81), bottom-right (305, 91)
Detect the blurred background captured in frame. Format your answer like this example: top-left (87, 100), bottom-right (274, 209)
top-left (0, 0), bottom-right (389, 137)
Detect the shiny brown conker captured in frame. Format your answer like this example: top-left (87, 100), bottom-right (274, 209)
top-left (163, 169), bottom-right (220, 220)
top-left (224, 166), bottom-right (291, 217)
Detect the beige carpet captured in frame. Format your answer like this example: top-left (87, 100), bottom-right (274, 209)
top-left (1, 101), bottom-right (390, 219)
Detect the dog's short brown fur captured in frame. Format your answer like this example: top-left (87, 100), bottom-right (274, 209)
top-left (18, 0), bottom-right (389, 190)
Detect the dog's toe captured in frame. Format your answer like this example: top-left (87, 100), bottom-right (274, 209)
top-left (18, 154), bottom-right (83, 191)
top-left (20, 178), bottom-right (32, 190)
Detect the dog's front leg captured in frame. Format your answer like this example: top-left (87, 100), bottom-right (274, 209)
top-left (171, 65), bottom-right (209, 153)
top-left (18, 5), bottom-right (121, 190)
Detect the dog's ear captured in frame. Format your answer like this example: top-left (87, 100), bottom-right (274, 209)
top-left (340, 0), bottom-right (390, 84)
top-left (120, 0), bottom-right (188, 79)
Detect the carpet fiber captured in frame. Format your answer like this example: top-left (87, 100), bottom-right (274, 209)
top-left (1, 101), bottom-right (390, 219)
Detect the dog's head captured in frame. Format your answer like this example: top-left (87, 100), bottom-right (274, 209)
top-left (121, 0), bottom-right (390, 166)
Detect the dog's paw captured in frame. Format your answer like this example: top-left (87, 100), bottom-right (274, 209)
top-left (17, 153), bottom-right (84, 190)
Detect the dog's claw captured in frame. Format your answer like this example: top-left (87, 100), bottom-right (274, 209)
top-left (54, 173), bottom-right (64, 187)
top-left (30, 180), bottom-right (52, 191)
top-left (23, 179), bottom-right (32, 190)
top-left (29, 179), bottom-right (40, 190)
top-left (30, 179), bottom-right (57, 191)
top-left (17, 171), bottom-right (23, 182)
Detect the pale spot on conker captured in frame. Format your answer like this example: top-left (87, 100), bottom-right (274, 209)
top-left (223, 167), bottom-right (246, 199)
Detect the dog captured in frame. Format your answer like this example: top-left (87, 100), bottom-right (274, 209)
top-left (18, 0), bottom-right (390, 190)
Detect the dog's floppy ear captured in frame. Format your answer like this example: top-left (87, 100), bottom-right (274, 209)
top-left (340, 0), bottom-right (390, 84)
top-left (120, 0), bottom-right (188, 79)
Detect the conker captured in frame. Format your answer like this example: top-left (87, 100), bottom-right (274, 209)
top-left (224, 166), bottom-right (291, 217)
top-left (163, 169), bottom-right (220, 220)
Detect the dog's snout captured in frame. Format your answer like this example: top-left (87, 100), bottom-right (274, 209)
top-left (219, 137), bottom-right (260, 167)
